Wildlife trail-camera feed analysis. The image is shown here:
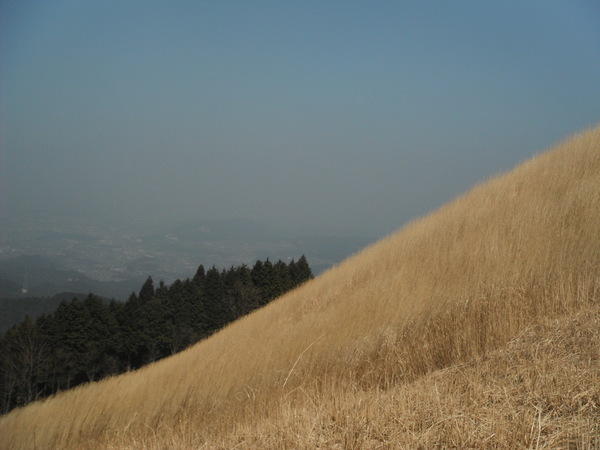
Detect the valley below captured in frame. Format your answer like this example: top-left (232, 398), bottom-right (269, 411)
top-left (0, 215), bottom-right (373, 329)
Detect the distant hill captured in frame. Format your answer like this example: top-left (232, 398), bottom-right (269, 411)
top-left (0, 255), bottom-right (145, 300)
top-left (1, 125), bottom-right (599, 448)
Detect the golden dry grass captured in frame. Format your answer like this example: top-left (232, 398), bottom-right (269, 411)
top-left (1, 124), bottom-right (599, 449)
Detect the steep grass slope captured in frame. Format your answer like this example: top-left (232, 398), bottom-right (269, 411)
top-left (1, 125), bottom-right (599, 449)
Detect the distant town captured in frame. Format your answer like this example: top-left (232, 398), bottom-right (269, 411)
top-left (1, 214), bottom-right (374, 299)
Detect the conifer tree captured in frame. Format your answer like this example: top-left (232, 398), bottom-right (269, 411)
top-left (138, 276), bottom-right (155, 304)
top-left (204, 267), bottom-right (231, 332)
top-left (294, 255), bottom-right (313, 284)
top-left (193, 264), bottom-right (206, 286)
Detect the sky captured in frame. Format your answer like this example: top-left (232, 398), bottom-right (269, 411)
top-left (2, 1), bottom-right (600, 237)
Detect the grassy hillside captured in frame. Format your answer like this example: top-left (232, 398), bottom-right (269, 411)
top-left (1, 125), bottom-right (599, 449)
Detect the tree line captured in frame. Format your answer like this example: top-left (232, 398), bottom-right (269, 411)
top-left (0, 256), bottom-right (312, 414)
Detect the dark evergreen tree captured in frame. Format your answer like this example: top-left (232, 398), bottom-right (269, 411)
top-left (274, 259), bottom-right (292, 296)
top-left (204, 267), bottom-right (231, 332)
top-left (156, 280), bottom-right (168, 297)
top-left (118, 292), bottom-right (147, 369)
top-left (79, 294), bottom-right (121, 381)
top-left (251, 259), bottom-right (275, 304)
top-left (292, 255), bottom-right (313, 285)
top-left (193, 264), bottom-right (206, 286)
top-left (223, 264), bottom-right (261, 318)
top-left (251, 260), bottom-right (264, 287)
top-left (138, 276), bottom-right (155, 304)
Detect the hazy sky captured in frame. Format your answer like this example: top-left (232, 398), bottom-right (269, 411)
top-left (2, 1), bottom-right (599, 236)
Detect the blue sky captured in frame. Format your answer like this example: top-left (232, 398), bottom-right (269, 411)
top-left (2, 1), bottom-right (599, 236)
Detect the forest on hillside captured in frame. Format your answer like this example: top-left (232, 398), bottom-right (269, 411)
top-left (0, 256), bottom-right (312, 414)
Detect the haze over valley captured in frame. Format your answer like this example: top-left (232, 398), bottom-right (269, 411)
top-left (3, 2), bottom-right (599, 250)
top-left (1, 214), bottom-right (372, 300)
